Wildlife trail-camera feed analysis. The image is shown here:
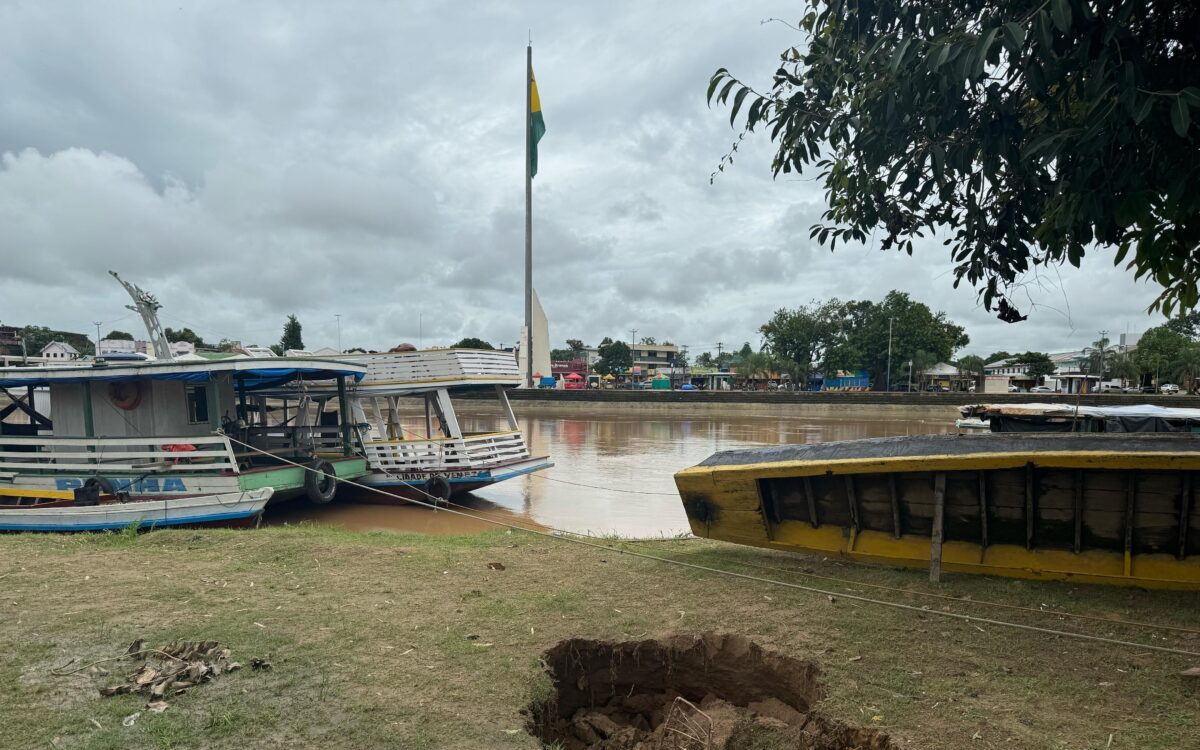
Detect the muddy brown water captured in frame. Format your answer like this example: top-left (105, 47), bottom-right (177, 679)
top-left (265, 404), bottom-right (957, 538)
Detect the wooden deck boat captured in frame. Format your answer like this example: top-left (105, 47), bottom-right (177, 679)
top-left (0, 357), bottom-right (370, 530)
top-left (960, 402), bottom-right (1200, 433)
top-left (674, 433), bottom-right (1200, 589)
top-left (254, 348), bottom-right (552, 503)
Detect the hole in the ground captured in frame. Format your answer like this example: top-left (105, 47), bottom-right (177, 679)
top-left (525, 633), bottom-right (897, 750)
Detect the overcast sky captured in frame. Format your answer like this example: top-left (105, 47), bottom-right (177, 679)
top-left (0, 1), bottom-right (1169, 359)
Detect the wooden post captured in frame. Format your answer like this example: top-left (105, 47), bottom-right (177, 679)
top-left (1180, 472), bottom-right (1192, 561)
top-left (1025, 462), bottom-right (1036, 550)
top-left (236, 375), bottom-right (248, 424)
top-left (803, 476), bottom-right (818, 528)
top-left (1073, 469), bottom-right (1084, 554)
top-left (1124, 471), bottom-right (1137, 577)
top-left (977, 471), bottom-right (989, 552)
top-left (930, 472), bottom-right (947, 583)
top-left (843, 475), bottom-right (860, 532)
top-left (889, 474), bottom-right (902, 538)
top-left (205, 380), bottom-right (221, 434)
top-left (336, 375), bottom-right (352, 457)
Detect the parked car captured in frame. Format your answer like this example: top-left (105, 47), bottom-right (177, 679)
top-left (1122, 385), bottom-right (1141, 393)
top-left (1029, 385), bottom-right (1055, 393)
top-left (1160, 383), bottom-right (1180, 394)
top-left (1100, 383), bottom-right (1123, 393)
top-left (1007, 385), bottom-right (1025, 393)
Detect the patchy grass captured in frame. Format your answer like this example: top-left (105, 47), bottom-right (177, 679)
top-left (0, 524), bottom-right (1197, 749)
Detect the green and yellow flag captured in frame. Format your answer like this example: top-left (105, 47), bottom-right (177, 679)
top-left (530, 71), bottom-right (546, 177)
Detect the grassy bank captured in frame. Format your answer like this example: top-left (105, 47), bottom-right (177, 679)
top-left (2, 525), bottom-right (1197, 749)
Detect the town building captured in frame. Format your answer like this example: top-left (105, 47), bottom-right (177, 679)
top-left (630, 342), bottom-right (678, 375)
top-left (170, 341), bottom-right (196, 357)
top-left (40, 341), bottom-right (80, 361)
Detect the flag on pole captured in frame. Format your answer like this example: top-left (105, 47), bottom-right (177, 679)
top-left (530, 71), bottom-right (546, 177)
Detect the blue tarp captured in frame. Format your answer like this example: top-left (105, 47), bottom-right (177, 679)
top-left (0, 365), bottom-right (364, 391)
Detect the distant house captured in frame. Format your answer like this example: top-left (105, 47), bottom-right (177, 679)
top-left (169, 341), bottom-right (196, 356)
top-left (40, 341), bottom-right (80, 361)
top-left (98, 338), bottom-right (136, 356)
top-left (310, 347), bottom-right (342, 356)
top-left (242, 345), bottom-right (275, 357)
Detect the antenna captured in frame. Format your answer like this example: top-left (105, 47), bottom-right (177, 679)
top-left (109, 271), bottom-right (174, 361)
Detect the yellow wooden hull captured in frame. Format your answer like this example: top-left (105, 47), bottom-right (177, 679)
top-left (675, 434), bottom-right (1200, 590)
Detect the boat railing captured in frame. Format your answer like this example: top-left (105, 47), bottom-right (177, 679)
top-left (0, 434), bottom-right (240, 474)
top-left (361, 429), bottom-right (529, 471)
top-left (243, 426), bottom-right (344, 455)
top-left (355, 349), bottom-right (520, 388)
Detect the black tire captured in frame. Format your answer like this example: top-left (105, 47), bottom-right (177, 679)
top-left (83, 476), bottom-right (117, 496)
top-left (305, 460), bottom-right (337, 504)
top-left (425, 476), bottom-right (452, 504)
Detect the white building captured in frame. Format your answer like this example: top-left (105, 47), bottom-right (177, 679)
top-left (515, 290), bottom-right (551, 385)
top-left (40, 341), bottom-right (80, 361)
top-left (170, 341), bottom-right (196, 357)
top-left (243, 345), bottom-right (275, 357)
top-left (311, 346), bottom-right (342, 356)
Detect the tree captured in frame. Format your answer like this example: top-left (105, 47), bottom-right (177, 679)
top-left (21, 325), bottom-right (94, 357)
top-left (278, 315), bottom-right (304, 353)
top-left (216, 338), bottom-right (242, 352)
top-left (710, 2), bottom-right (1200, 319)
top-left (984, 351), bottom-right (1013, 364)
top-left (1135, 325), bottom-right (1190, 381)
top-left (738, 350), bottom-right (778, 384)
top-left (452, 337), bottom-right (494, 350)
top-left (1165, 312), bottom-right (1200, 340)
top-left (1109, 352), bottom-right (1142, 382)
top-left (164, 327), bottom-right (209, 349)
top-left (759, 300), bottom-right (845, 383)
top-left (565, 339), bottom-right (587, 357)
top-left (1082, 336), bottom-right (1115, 378)
top-left (695, 351), bottom-right (715, 368)
top-left (957, 354), bottom-right (986, 388)
top-left (104, 330), bottom-right (134, 341)
top-left (549, 348), bottom-right (574, 361)
top-left (1012, 351), bottom-right (1057, 381)
top-left (839, 291), bottom-right (968, 390)
top-left (594, 340), bottom-right (632, 376)
top-left (1168, 343), bottom-right (1200, 391)
top-left (639, 336), bottom-right (657, 345)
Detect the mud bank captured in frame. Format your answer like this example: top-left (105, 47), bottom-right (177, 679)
top-left (526, 633), bottom-right (896, 750)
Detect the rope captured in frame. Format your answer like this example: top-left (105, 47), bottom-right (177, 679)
top-left (216, 432), bottom-right (1200, 659)
top-left (527, 473), bottom-right (680, 496)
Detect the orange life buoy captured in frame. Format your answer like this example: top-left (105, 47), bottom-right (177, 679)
top-left (107, 381), bottom-right (143, 411)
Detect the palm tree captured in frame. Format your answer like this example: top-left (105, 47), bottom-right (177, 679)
top-left (1169, 344), bottom-right (1200, 392)
top-left (738, 350), bottom-right (777, 389)
top-left (1108, 352), bottom-right (1142, 385)
top-left (1082, 336), bottom-right (1113, 379)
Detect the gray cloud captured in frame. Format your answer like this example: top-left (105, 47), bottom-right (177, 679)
top-left (0, 1), bottom-right (1169, 359)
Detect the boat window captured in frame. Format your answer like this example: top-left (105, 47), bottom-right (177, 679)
top-left (186, 385), bottom-right (209, 424)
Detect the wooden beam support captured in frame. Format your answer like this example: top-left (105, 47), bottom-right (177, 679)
top-left (1025, 462), bottom-right (1036, 550)
top-left (977, 471), bottom-right (989, 552)
top-left (1073, 469), bottom-right (1084, 554)
top-left (1180, 472), bottom-right (1193, 561)
top-left (1124, 471), bottom-right (1137, 577)
top-left (843, 475), bottom-right (860, 533)
top-left (889, 474), bottom-right (902, 539)
top-left (803, 476), bottom-right (818, 528)
top-left (930, 472), bottom-right (947, 583)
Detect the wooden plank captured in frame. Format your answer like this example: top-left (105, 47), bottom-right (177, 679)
top-left (803, 476), bottom-right (818, 528)
top-left (1124, 471), bottom-right (1137, 576)
top-left (1180, 472), bottom-right (1192, 561)
top-left (889, 474), bottom-right (901, 538)
top-left (978, 471), bottom-right (989, 551)
top-left (1073, 469), bottom-right (1084, 554)
top-left (843, 475), bottom-right (860, 532)
top-left (930, 472), bottom-right (947, 583)
top-left (1025, 462), bottom-right (1036, 550)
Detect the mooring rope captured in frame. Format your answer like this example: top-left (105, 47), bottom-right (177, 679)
top-left (216, 432), bottom-right (1200, 659)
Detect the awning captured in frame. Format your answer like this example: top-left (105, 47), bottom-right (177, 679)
top-left (0, 358), bottom-right (367, 392)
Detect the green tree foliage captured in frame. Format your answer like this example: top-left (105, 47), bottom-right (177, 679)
top-left (738, 350), bottom-right (778, 381)
top-left (695, 351), bottom-right (715, 368)
top-left (957, 354), bottom-right (985, 376)
top-left (549, 348), bottom-right (575, 361)
top-left (710, 1), bottom-right (1200, 319)
top-left (984, 351), bottom-right (1013, 364)
top-left (1168, 343), bottom-right (1200, 390)
top-left (1135, 325), bottom-right (1190, 379)
top-left (759, 300), bottom-right (846, 382)
top-left (278, 315), bottom-right (304, 353)
top-left (216, 338), bottom-right (242, 352)
top-left (639, 336), bottom-right (657, 345)
top-left (451, 337), bottom-right (494, 350)
top-left (21, 326), bottom-right (94, 357)
top-left (1012, 351), bottom-right (1057, 380)
top-left (104, 330), bottom-right (134, 341)
top-left (594, 340), bottom-right (633, 375)
top-left (165, 327), bottom-right (209, 349)
top-left (565, 339), bottom-right (587, 356)
top-left (1165, 311), bottom-right (1200, 340)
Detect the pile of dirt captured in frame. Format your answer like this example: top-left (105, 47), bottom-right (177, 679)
top-left (525, 633), bottom-right (896, 750)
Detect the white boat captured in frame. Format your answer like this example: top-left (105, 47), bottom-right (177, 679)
top-left (0, 488), bottom-right (273, 531)
top-left (257, 347), bottom-right (553, 502)
top-left (0, 356), bottom-right (371, 528)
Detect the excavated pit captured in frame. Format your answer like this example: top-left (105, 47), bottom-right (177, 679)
top-left (525, 633), bottom-right (897, 750)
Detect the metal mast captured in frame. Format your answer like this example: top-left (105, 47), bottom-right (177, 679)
top-left (109, 271), bottom-right (174, 361)
top-left (524, 43), bottom-right (534, 388)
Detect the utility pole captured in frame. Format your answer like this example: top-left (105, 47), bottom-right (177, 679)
top-left (886, 317), bottom-right (893, 391)
top-left (335, 314), bottom-right (342, 353)
top-left (93, 321), bottom-right (102, 357)
top-left (715, 342), bottom-right (724, 360)
top-left (630, 328), bottom-right (638, 346)
top-left (524, 43), bottom-right (534, 388)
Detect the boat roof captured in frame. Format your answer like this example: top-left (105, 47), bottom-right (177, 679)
top-left (696, 432), bottom-right (1200, 468)
top-left (0, 357), bottom-right (367, 391)
top-left (960, 402), bottom-right (1200, 420)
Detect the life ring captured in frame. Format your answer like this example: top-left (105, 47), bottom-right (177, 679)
top-left (107, 381), bottom-right (143, 411)
top-left (304, 460), bottom-right (337, 504)
top-left (425, 476), bottom-right (452, 504)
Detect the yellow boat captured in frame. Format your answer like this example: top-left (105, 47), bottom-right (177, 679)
top-left (674, 433), bottom-right (1200, 589)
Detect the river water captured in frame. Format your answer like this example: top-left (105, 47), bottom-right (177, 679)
top-left (266, 404), bottom-right (958, 538)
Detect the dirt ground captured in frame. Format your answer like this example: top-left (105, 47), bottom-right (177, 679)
top-left (0, 525), bottom-right (1197, 749)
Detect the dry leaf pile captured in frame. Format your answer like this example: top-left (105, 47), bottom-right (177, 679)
top-left (54, 639), bottom-right (249, 704)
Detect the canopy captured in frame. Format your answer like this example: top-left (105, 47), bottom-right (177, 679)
top-left (0, 357), bottom-right (367, 392)
top-left (602, 374), bottom-right (616, 381)
top-left (564, 372), bottom-right (584, 380)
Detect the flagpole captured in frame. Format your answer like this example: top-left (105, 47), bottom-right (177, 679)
top-left (524, 43), bottom-right (534, 389)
